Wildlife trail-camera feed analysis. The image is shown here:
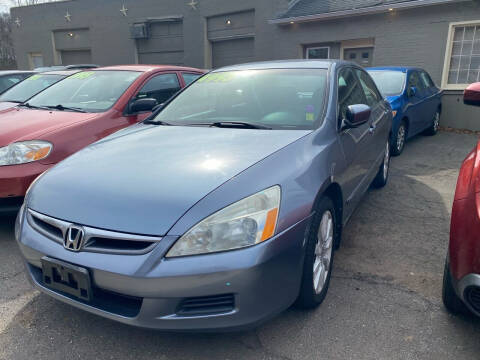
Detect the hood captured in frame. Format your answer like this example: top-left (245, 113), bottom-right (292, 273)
top-left (29, 125), bottom-right (310, 235)
top-left (0, 102), bottom-right (18, 113)
top-left (0, 108), bottom-right (100, 145)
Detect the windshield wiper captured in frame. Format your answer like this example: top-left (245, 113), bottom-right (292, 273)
top-left (20, 102), bottom-right (50, 110)
top-left (46, 104), bottom-right (86, 113)
top-left (143, 119), bottom-right (172, 126)
top-left (187, 121), bottom-right (272, 130)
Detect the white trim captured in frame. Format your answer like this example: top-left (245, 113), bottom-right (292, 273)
top-left (305, 46), bottom-right (330, 59)
top-left (270, 0), bottom-right (470, 25)
top-left (441, 20), bottom-right (480, 90)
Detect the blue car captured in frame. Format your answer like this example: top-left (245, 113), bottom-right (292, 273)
top-left (16, 60), bottom-right (392, 331)
top-left (367, 67), bottom-right (442, 156)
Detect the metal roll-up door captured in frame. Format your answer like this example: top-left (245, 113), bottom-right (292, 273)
top-left (212, 37), bottom-right (254, 69)
top-left (137, 21), bottom-right (184, 65)
top-left (61, 50), bottom-right (92, 65)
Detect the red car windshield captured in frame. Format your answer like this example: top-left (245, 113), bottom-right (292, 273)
top-left (28, 70), bottom-right (142, 113)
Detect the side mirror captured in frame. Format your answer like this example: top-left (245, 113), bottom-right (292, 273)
top-left (464, 82), bottom-right (480, 107)
top-left (129, 98), bottom-right (158, 114)
top-left (343, 104), bottom-right (371, 129)
top-left (408, 86), bottom-right (418, 97)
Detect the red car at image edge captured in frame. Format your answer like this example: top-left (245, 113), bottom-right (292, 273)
top-left (0, 65), bottom-right (205, 212)
top-left (443, 82), bottom-right (480, 316)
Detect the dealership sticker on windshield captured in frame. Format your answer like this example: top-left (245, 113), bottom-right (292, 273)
top-left (306, 105), bottom-right (315, 121)
top-left (70, 71), bottom-right (95, 80)
top-left (26, 75), bottom-right (42, 81)
top-left (197, 72), bottom-right (235, 83)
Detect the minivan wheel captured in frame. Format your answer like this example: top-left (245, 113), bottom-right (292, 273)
top-left (392, 122), bottom-right (406, 156)
top-left (442, 257), bottom-right (469, 315)
top-left (425, 110), bottom-right (440, 136)
top-left (296, 197), bottom-right (336, 309)
top-left (372, 140), bottom-right (390, 189)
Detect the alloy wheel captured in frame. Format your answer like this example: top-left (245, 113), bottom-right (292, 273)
top-left (383, 141), bottom-right (390, 180)
top-left (313, 211), bottom-right (334, 294)
top-left (396, 125), bottom-right (405, 153)
top-left (433, 112), bottom-right (440, 132)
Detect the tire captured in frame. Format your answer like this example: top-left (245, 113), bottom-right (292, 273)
top-left (372, 140), bottom-right (390, 189)
top-left (424, 110), bottom-right (440, 136)
top-left (442, 257), bottom-right (469, 315)
top-left (392, 121), bottom-right (406, 156)
top-left (296, 197), bottom-right (336, 309)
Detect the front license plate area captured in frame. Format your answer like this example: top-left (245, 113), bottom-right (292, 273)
top-left (41, 257), bottom-right (92, 302)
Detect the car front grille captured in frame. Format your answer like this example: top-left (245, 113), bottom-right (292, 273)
top-left (176, 294), bottom-right (235, 316)
top-left (464, 286), bottom-right (480, 312)
top-left (27, 209), bottom-right (162, 255)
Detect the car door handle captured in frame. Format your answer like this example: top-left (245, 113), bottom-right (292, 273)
top-left (369, 124), bottom-right (376, 134)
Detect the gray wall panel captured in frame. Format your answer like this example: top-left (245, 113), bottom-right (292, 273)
top-left (9, 0), bottom-right (480, 129)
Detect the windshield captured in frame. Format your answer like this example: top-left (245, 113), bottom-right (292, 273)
top-left (28, 70), bottom-right (142, 112)
top-left (0, 74), bottom-right (65, 103)
top-left (152, 69), bottom-right (328, 130)
top-left (367, 70), bottom-right (406, 97)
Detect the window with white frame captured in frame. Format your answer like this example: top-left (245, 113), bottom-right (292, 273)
top-left (444, 22), bottom-right (480, 88)
top-left (305, 46), bottom-right (330, 60)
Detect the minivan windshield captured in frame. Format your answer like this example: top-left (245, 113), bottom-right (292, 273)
top-left (152, 69), bottom-right (328, 130)
top-left (28, 70), bottom-right (142, 112)
top-left (367, 70), bottom-right (406, 97)
top-left (0, 74), bottom-right (65, 103)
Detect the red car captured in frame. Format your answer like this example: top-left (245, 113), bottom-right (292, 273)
top-left (443, 82), bottom-right (480, 316)
top-left (0, 65), bottom-right (204, 212)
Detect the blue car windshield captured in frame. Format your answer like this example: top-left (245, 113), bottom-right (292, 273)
top-left (153, 69), bottom-right (328, 130)
top-left (368, 70), bottom-right (406, 97)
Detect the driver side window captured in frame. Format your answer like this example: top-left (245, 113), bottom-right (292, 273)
top-left (135, 73), bottom-right (181, 104)
top-left (338, 68), bottom-right (367, 127)
top-left (408, 71), bottom-right (423, 91)
top-left (354, 69), bottom-right (381, 107)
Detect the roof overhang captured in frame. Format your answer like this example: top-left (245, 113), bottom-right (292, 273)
top-left (270, 0), bottom-right (472, 25)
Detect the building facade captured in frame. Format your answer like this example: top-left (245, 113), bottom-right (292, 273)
top-left (10, 0), bottom-right (480, 130)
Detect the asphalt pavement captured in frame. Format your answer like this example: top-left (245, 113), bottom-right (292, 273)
top-left (1, 130), bottom-right (480, 360)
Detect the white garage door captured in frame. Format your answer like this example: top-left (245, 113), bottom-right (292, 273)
top-left (212, 37), bottom-right (254, 69)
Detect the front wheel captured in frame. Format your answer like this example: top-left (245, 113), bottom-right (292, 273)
top-left (372, 140), bottom-right (390, 189)
top-left (424, 110), bottom-right (440, 136)
top-left (296, 197), bottom-right (336, 309)
top-left (392, 121), bottom-right (406, 156)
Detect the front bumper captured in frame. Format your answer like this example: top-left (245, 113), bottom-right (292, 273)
top-left (452, 273), bottom-right (480, 316)
top-left (0, 161), bottom-right (50, 200)
top-left (17, 213), bottom-right (310, 331)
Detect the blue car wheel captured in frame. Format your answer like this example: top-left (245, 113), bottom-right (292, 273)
top-left (392, 121), bottom-right (407, 156)
top-left (424, 110), bottom-right (440, 136)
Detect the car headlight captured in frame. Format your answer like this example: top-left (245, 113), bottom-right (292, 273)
top-left (0, 141), bottom-right (52, 166)
top-left (167, 186), bottom-right (281, 257)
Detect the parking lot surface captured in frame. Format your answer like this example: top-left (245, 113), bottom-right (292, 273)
top-left (1, 131), bottom-right (480, 360)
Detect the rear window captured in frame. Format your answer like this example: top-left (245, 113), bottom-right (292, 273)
top-left (367, 70), bottom-right (406, 97)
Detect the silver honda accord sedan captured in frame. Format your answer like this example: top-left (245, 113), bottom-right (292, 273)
top-left (16, 60), bottom-right (392, 331)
